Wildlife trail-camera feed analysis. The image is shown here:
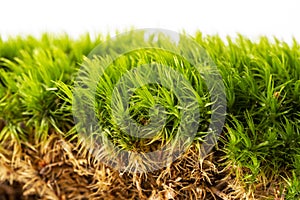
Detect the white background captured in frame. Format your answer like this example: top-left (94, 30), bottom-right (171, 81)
top-left (0, 0), bottom-right (299, 43)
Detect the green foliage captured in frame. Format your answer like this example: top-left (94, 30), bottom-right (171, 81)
top-left (0, 33), bottom-right (102, 142)
top-left (284, 171), bottom-right (300, 200)
top-left (194, 32), bottom-right (300, 189)
top-left (0, 31), bottom-right (299, 195)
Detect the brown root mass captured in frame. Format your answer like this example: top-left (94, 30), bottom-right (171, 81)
top-left (0, 134), bottom-right (281, 199)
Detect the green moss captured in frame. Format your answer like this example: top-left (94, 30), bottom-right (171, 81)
top-left (0, 30), bottom-right (299, 197)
